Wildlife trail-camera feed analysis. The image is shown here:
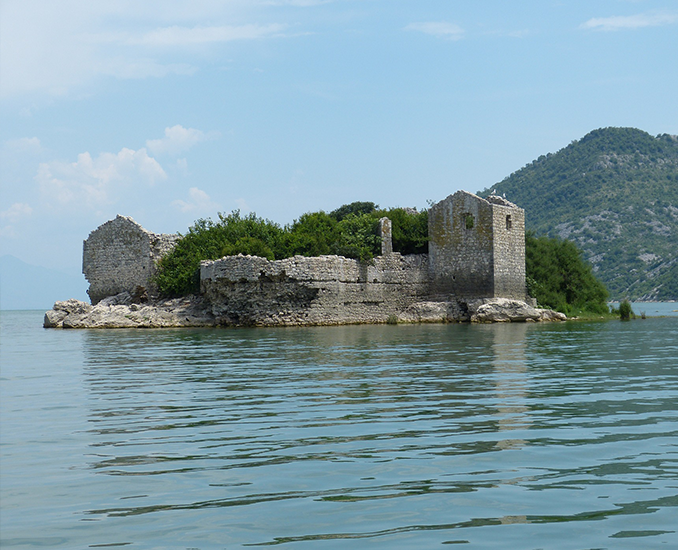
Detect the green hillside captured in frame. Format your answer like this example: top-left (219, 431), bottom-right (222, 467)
top-left (480, 128), bottom-right (678, 300)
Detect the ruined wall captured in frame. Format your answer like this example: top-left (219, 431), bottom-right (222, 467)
top-left (428, 191), bottom-right (495, 298)
top-left (200, 253), bottom-right (430, 326)
top-left (83, 215), bottom-right (179, 304)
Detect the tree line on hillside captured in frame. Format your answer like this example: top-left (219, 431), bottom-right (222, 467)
top-left (477, 127), bottom-right (678, 300)
top-left (155, 202), bottom-right (609, 316)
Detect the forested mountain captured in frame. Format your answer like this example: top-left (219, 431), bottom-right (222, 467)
top-left (480, 128), bottom-right (678, 300)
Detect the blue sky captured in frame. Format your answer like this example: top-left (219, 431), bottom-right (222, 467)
top-left (1, 0), bottom-right (677, 282)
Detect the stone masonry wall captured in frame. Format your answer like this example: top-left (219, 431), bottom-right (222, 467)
top-left (200, 253), bottom-right (430, 326)
top-left (488, 195), bottom-right (526, 300)
top-left (83, 215), bottom-right (179, 304)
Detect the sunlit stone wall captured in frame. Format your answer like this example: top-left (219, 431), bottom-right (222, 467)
top-left (82, 215), bottom-right (179, 304)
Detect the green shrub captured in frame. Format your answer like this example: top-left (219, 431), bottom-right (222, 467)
top-left (378, 208), bottom-right (428, 255)
top-left (330, 201), bottom-right (378, 221)
top-left (155, 211), bottom-right (283, 296)
top-left (619, 299), bottom-right (633, 321)
top-left (282, 211), bottom-right (339, 257)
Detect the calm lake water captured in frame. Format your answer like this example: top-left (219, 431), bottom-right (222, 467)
top-left (1, 308), bottom-right (677, 549)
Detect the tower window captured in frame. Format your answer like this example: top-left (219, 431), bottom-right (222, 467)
top-left (506, 215), bottom-right (512, 230)
top-left (465, 214), bottom-right (475, 230)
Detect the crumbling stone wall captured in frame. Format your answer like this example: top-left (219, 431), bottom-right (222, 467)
top-left (428, 190), bottom-right (526, 300)
top-left (200, 253), bottom-right (429, 326)
top-left (82, 215), bottom-right (179, 304)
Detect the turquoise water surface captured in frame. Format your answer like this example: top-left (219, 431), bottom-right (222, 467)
top-left (1, 310), bottom-right (677, 549)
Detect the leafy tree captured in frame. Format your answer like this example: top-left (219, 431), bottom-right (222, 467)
top-left (525, 232), bottom-right (609, 315)
top-left (330, 201), bottom-right (378, 221)
top-left (281, 211), bottom-right (340, 257)
top-left (332, 213), bottom-right (380, 262)
top-left (377, 208), bottom-right (428, 254)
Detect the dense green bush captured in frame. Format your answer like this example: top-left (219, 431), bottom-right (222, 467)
top-left (154, 212), bottom-right (284, 296)
top-left (619, 299), bottom-right (633, 320)
top-left (525, 232), bottom-right (609, 315)
top-left (378, 208), bottom-right (428, 255)
top-left (330, 201), bottom-right (378, 221)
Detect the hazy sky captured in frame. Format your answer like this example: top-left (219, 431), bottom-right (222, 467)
top-left (1, 0), bottom-right (677, 276)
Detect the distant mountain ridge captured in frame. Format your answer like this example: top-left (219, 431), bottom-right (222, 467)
top-left (0, 255), bottom-right (88, 310)
top-left (479, 127), bottom-right (678, 300)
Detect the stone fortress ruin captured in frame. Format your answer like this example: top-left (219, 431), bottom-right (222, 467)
top-left (82, 215), bottom-right (180, 304)
top-left (46, 190), bottom-right (564, 328)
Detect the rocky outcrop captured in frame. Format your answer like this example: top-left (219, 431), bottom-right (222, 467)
top-left (44, 294), bottom-right (565, 328)
top-left (466, 298), bottom-right (567, 323)
top-left (44, 293), bottom-right (216, 329)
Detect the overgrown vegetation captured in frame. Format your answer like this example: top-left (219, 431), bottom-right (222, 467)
top-left (155, 204), bottom-right (428, 296)
top-left (525, 232), bottom-right (609, 316)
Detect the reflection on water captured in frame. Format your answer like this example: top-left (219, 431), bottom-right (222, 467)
top-left (490, 323), bottom-right (529, 450)
top-left (1, 313), bottom-right (678, 549)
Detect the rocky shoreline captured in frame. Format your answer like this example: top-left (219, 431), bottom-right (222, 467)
top-left (44, 292), bottom-right (566, 329)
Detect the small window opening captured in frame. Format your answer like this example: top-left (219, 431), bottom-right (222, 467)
top-left (506, 214), bottom-right (512, 231)
top-left (464, 214), bottom-right (475, 230)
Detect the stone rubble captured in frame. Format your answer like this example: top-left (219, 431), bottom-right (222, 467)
top-left (44, 293), bottom-right (216, 329)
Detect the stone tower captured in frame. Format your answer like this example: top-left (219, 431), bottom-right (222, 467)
top-left (428, 190), bottom-right (526, 300)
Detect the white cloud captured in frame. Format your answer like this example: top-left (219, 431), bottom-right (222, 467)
top-left (580, 13), bottom-right (678, 31)
top-left (405, 22), bottom-right (465, 41)
top-left (146, 125), bottom-right (215, 156)
top-left (0, 1), bottom-right (289, 99)
top-left (36, 147), bottom-right (166, 209)
top-left (172, 187), bottom-right (219, 213)
top-left (129, 24), bottom-right (286, 47)
top-left (0, 202), bottom-right (33, 222)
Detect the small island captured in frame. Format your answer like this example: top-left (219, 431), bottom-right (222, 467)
top-left (45, 191), bottom-right (572, 328)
